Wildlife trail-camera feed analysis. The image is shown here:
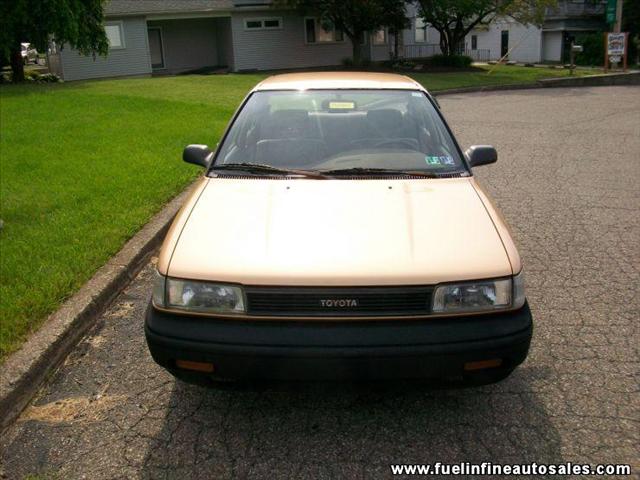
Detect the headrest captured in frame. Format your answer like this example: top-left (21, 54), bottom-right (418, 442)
top-left (264, 109), bottom-right (310, 138)
top-left (366, 109), bottom-right (404, 134)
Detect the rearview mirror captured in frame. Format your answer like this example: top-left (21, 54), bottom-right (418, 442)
top-left (183, 144), bottom-right (213, 168)
top-left (465, 145), bottom-right (497, 167)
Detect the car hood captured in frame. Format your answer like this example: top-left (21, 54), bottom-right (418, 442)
top-left (166, 177), bottom-right (513, 286)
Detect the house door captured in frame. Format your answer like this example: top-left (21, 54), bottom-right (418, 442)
top-left (501, 30), bottom-right (509, 58)
top-left (147, 27), bottom-right (164, 69)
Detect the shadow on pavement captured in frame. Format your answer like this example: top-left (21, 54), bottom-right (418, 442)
top-left (141, 365), bottom-right (565, 479)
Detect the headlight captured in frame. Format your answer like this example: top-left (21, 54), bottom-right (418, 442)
top-left (152, 269), bottom-right (166, 306)
top-left (152, 271), bottom-right (245, 314)
top-left (432, 271), bottom-right (525, 314)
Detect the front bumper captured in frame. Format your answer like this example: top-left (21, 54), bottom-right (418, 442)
top-left (145, 301), bottom-right (533, 382)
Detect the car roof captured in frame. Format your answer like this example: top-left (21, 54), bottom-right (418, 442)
top-left (253, 72), bottom-right (427, 92)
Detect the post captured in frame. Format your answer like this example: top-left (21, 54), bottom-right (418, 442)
top-left (570, 41), bottom-right (575, 75)
top-left (614, 0), bottom-right (623, 33)
top-left (604, 33), bottom-right (609, 71)
top-left (623, 32), bottom-right (628, 71)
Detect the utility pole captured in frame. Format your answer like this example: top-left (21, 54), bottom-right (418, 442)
top-left (614, 0), bottom-right (623, 33)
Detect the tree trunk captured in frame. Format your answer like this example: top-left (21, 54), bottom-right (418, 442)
top-left (439, 32), bottom-right (451, 56)
top-left (351, 38), bottom-right (363, 65)
top-left (392, 31), bottom-right (400, 60)
top-left (10, 47), bottom-right (25, 83)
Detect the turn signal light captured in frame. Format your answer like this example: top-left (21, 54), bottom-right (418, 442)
top-left (176, 359), bottom-right (215, 373)
top-left (464, 359), bottom-right (503, 371)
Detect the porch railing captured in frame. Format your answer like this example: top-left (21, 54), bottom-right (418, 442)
top-left (402, 44), bottom-right (441, 59)
top-left (465, 49), bottom-right (491, 62)
top-left (545, 0), bottom-right (606, 18)
top-left (403, 44), bottom-right (490, 62)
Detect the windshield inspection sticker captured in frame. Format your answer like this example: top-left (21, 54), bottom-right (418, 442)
top-left (328, 101), bottom-right (355, 110)
top-left (425, 155), bottom-right (455, 166)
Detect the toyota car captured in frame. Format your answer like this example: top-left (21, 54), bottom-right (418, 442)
top-left (145, 72), bottom-right (532, 386)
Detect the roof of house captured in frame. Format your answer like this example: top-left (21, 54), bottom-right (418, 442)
top-left (105, 0), bottom-right (234, 16)
top-left (253, 72), bottom-right (426, 92)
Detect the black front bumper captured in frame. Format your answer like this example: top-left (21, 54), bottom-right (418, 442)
top-left (145, 302), bottom-right (533, 382)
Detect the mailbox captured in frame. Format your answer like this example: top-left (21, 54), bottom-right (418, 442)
top-left (571, 45), bottom-right (584, 53)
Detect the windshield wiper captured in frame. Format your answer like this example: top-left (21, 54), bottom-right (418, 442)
top-left (211, 163), bottom-right (328, 179)
top-left (320, 167), bottom-right (443, 178)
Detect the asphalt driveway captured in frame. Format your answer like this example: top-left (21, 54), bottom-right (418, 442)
top-left (1, 86), bottom-right (639, 479)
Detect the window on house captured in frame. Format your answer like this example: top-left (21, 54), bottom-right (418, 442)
top-left (415, 18), bottom-right (426, 43)
top-left (372, 29), bottom-right (386, 45)
top-left (244, 18), bottom-right (283, 30)
top-left (471, 34), bottom-right (478, 50)
top-left (305, 18), bottom-right (344, 43)
top-left (105, 23), bottom-right (124, 49)
top-left (263, 19), bottom-right (281, 28)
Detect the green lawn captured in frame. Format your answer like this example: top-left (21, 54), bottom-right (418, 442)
top-left (412, 64), bottom-right (596, 91)
top-left (0, 65), bottom-right (594, 358)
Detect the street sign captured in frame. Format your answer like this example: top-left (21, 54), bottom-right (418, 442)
top-left (607, 33), bottom-right (625, 56)
top-left (604, 32), bottom-right (628, 71)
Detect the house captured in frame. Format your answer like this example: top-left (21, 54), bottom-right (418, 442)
top-left (465, 17), bottom-right (542, 63)
top-left (48, 0), bottom-right (442, 81)
top-left (464, 0), bottom-right (607, 64)
top-left (540, 0), bottom-right (606, 62)
top-left (49, 0), bottom-right (605, 81)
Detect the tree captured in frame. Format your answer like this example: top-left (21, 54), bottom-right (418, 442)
top-left (0, 0), bottom-right (108, 82)
top-left (413, 0), bottom-right (555, 56)
top-left (623, 0), bottom-right (640, 64)
top-left (276, 0), bottom-right (409, 64)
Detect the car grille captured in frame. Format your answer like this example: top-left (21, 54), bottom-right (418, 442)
top-left (244, 286), bottom-right (433, 317)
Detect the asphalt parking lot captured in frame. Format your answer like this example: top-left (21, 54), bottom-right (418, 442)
top-left (1, 86), bottom-right (639, 479)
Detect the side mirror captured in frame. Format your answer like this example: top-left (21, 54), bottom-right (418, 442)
top-left (183, 144), bottom-right (213, 168)
top-left (465, 145), bottom-right (497, 167)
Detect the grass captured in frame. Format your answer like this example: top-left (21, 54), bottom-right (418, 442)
top-left (412, 64), bottom-right (597, 91)
top-left (0, 64), bottom-right (595, 359)
top-left (0, 74), bottom-right (266, 358)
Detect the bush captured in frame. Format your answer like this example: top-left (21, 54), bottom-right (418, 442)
top-left (426, 54), bottom-right (473, 68)
top-left (38, 73), bottom-right (62, 83)
top-left (575, 32), bottom-right (604, 66)
top-left (341, 57), bottom-right (371, 68)
top-left (23, 70), bottom-right (61, 83)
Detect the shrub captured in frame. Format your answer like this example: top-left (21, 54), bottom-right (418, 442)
top-left (341, 57), bottom-right (354, 67)
top-left (426, 54), bottom-right (473, 68)
top-left (24, 70), bottom-right (40, 81)
top-left (38, 73), bottom-right (62, 83)
top-left (574, 32), bottom-right (604, 66)
top-left (23, 71), bottom-right (61, 83)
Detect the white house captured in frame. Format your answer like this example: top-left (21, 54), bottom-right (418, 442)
top-left (465, 17), bottom-right (543, 63)
top-left (464, 0), bottom-right (607, 64)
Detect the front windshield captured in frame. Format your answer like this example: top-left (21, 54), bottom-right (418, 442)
top-left (214, 89), bottom-right (465, 174)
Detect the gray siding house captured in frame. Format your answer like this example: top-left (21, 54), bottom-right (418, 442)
top-left (49, 0), bottom-right (440, 81)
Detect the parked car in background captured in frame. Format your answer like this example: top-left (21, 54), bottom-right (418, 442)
top-left (145, 72), bottom-right (533, 387)
top-left (21, 43), bottom-right (38, 64)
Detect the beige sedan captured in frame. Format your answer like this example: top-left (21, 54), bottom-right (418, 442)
top-left (145, 72), bottom-right (532, 386)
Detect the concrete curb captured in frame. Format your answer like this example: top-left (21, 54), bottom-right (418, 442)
top-left (433, 72), bottom-right (639, 96)
top-left (0, 187), bottom-right (193, 431)
top-left (433, 82), bottom-right (542, 96)
top-left (537, 71), bottom-right (640, 88)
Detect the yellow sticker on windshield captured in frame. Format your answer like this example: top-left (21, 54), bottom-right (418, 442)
top-left (329, 101), bottom-right (355, 110)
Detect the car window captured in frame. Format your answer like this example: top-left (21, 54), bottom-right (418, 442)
top-left (214, 89), bottom-right (464, 173)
